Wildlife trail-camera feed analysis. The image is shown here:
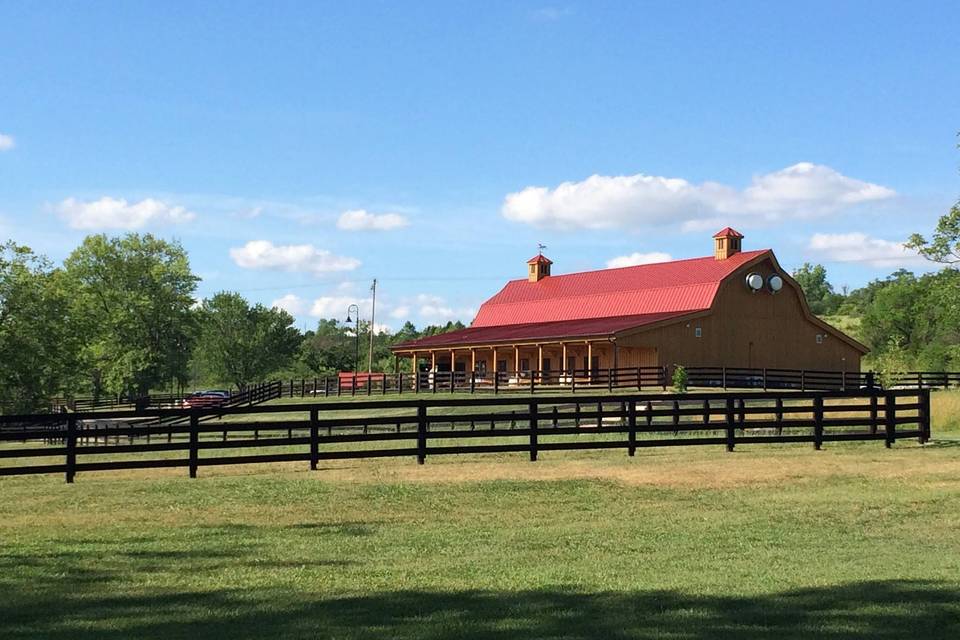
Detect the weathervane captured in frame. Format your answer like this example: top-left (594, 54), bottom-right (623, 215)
top-left (537, 243), bottom-right (547, 256)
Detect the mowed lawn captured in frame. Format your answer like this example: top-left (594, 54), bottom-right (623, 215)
top-left (1, 392), bottom-right (959, 639)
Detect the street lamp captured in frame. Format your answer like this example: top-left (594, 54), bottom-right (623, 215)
top-left (346, 304), bottom-right (360, 373)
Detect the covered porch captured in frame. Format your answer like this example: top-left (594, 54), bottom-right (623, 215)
top-left (394, 339), bottom-right (661, 390)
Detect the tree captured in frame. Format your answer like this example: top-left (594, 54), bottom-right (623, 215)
top-left (859, 269), bottom-right (960, 371)
top-left (63, 234), bottom-right (199, 398)
top-left (194, 292), bottom-right (301, 389)
top-left (0, 242), bottom-right (84, 412)
top-left (906, 201), bottom-right (960, 265)
top-left (791, 263), bottom-right (843, 316)
top-left (298, 319), bottom-right (356, 375)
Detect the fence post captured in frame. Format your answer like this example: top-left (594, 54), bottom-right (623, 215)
top-left (917, 372), bottom-right (924, 389)
top-left (494, 371), bottom-right (499, 395)
top-left (529, 401), bottom-right (538, 462)
top-left (398, 373), bottom-right (403, 395)
top-left (722, 367), bottom-right (727, 389)
top-left (869, 392), bottom-right (878, 435)
top-left (866, 371), bottom-right (875, 391)
top-left (813, 395), bottom-right (823, 450)
top-left (470, 371), bottom-right (476, 394)
top-left (919, 388), bottom-right (931, 444)
top-left (417, 402), bottom-right (427, 465)
top-left (530, 371), bottom-right (536, 394)
top-left (627, 400), bottom-right (637, 457)
top-left (65, 415), bottom-right (77, 484)
top-left (382, 373), bottom-right (388, 395)
top-left (310, 408), bottom-right (319, 471)
top-left (607, 369), bottom-right (613, 392)
top-left (637, 367), bottom-right (642, 391)
top-left (189, 412), bottom-right (199, 478)
top-left (884, 391), bottom-right (896, 449)
top-left (725, 397), bottom-right (735, 452)
top-left (800, 370), bottom-right (806, 392)
top-left (762, 368), bottom-right (768, 391)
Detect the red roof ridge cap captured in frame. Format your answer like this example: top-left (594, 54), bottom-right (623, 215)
top-left (493, 249), bottom-right (772, 288)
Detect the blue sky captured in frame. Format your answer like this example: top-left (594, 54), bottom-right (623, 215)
top-left (1, 1), bottom-right (957, 330)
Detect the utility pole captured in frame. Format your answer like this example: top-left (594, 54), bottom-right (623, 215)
top-left (368, 278), bottom-right (377, 373)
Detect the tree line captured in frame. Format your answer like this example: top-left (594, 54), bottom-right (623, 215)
top-left (1, 200), bottom-right (957, 413)
top-left (0, 234), bottom-right (464, 413)
top-left (793, 202), bottom-right (960, 374)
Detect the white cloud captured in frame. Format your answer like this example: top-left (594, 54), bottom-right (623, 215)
top-left (0, 133), bottom-right (14, 151)
top-left (230, 240), bottom-right (360, 275)
top-left (390, 305), bottom-right (411, 320)
top-left (502, 163), bottom-right (896, 231)
top-left (606, 252), bottom-right (673, 269)
top-left (271, 294), bottom-right (310, 316)
top-left (414, 294), bottom-right (475, 322)
top-left (309, 295), bottom-right (370, 319)
top-left (807, 233), bottom-right (924, 267)
top-left (336, 209), bottom-right (409, 231)
top-left (57, 196), bottom-right (196, 230)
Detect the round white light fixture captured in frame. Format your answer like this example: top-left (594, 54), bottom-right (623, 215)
top-left (767, 274), bottom-right (783, 293)
top-left (745, 272), bottom-right (763, 292)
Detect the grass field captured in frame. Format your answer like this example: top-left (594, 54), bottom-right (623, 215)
top-left (1, 391), bottom-right (959, 639)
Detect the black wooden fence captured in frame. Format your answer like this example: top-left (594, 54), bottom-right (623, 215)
top-left (683, 367), bottom-right (875, 391)
top-left (285, 367), bottom-right (668, 398)
top-left (0, 388), bottom-right (931, 483)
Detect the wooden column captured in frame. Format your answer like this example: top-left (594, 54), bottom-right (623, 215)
top-left (470, 348), bottom-right (476, 371)
top-left (492, 346), bottom-right (498, 370)
top-left (561, 342), bottom-right (567, 374)
top-left (514, 345), bottom-right (520, 372)
top-left (431, 351), bottom-right (436, 371)
top-left (538, 344), bottom-right (544, 372)
top-left (587, 341), bottom-right (593, 380)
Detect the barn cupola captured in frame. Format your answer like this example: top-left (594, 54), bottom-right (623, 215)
top-left (713, 227), bottom-right (744, 260)
top-left (527, 253), bottom-right (553, 282)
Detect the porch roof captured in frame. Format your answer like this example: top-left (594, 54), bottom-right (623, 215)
top-left (392, 311), bottom-right (696, 351)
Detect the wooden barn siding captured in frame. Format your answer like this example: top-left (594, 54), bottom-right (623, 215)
top-left (618, 257), bottom-right (863, 371)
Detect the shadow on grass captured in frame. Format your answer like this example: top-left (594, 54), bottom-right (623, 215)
top-left (1, 580), bottom-right (958, 639)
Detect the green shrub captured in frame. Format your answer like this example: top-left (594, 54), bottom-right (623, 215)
top-left (672, 365), bottom-right (688, 394)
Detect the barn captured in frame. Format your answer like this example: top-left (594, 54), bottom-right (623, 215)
top-left (391, 228), bottom-right (867, 377)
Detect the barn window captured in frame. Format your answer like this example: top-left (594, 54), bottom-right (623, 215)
top-left (694, 327), bottom-right (702, 338)
top-left (816, 334), bottom-right (824, 344)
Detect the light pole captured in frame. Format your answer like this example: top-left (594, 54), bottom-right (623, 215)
top-left (346, 304), bottom-right (360, 373)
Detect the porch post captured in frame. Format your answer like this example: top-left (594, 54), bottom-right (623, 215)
top-left (471, 348), bottom-right (476, 371)
top-left (587, 341), bottom-right (593, 380)
top-left (561, 342), bottom-right (567, 375)
top-left (431, 351), bottom-right (436, 371)
top-left (514, 345), bottom-right (520, 372)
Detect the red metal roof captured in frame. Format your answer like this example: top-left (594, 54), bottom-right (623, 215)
top-left (393, 311), bottom-right (696, 350)
top-left (472, 249), bottom-right (769, 327)
top-left (713, 226), bottom-right (744, 238)
top-left (527, 254), bottom-right (553, 265)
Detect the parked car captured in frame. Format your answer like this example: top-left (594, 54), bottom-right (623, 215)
top-left (182, 390), bottom-right (231, 409)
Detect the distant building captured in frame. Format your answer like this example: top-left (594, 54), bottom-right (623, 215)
top-left (392, 228), bottom-right (867, 376)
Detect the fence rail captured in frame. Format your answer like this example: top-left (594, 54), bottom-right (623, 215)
top-left (25, 367), bottom-right (958, 417)
top-left (0, 387), bottom-right (931, 483)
